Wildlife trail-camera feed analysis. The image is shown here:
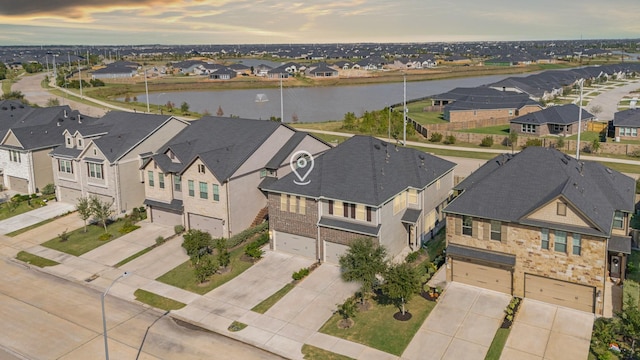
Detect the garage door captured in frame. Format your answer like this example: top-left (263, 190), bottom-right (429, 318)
top-left (8, 176), bottom-right (28, 193)
top-left (187, 213), bottom-right (223, 238)
top-left (58, 186), bottom-right (82, 204)
top-left (151, 207), bottom-right (182, 227)
top-left (524, 274), bottom-right (594, 313)
top-left (452, 259), bottom-right (512, 294)
top-left (275, 231), bottom-right (316, 259)
top-left (325, 241), bottom-right (349, 264)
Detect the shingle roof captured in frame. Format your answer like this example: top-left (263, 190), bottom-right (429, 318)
top-left (263, 135), bottom-right (456, 207)
top-left (446, 147), bottom-right (635, 237)
top-left (510, 104), bottom-right (594, 125)
top-left (613, 109), bottom-right (640, 127)
top-left (447, 243), bottom-right (516, 266)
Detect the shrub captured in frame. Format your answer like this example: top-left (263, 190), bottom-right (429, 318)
top-left (292, 267), bottom-right (310, 281)
top-left (227, 222), bottom-right (268, 248)
top-left (429, 132), bottom-right (443, 142)
top-left (118, 220), bottom-right (139, 234)
top-left (337, 297), bottom-right (357, 320)
top-left (443, 134), bottom-right (456, 145)
top-left (155, 236), bottom-right (166, 245)
top-left (215, 238), bottom-right (231, 268)
top-left (194, 256), bottom-right (218, 283)
top-left (405, 251), bottom-right (420, 263)
top-left (174, 225), bottom-right (185, 234)
top-left (99, 233), bottom-right (112, 241)
top-left (41, 183), bottom-right (55, 195)
top-left (130, 207), bottom-right (147, 222)
top-left (522, 138), bottom-right (542, 149)
top-left (58, 229), bottom-right (70, 242)
top-left (555, 136), bottom-right (565, 149)
top-left (480, 136), bottom-right (494, 147)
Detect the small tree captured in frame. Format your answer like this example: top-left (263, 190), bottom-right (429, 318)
top-left (339, 238), bottom-right (387, 305)
top-left (337, 297), bottom-right (357, 326)
top-left (590, 105), bottom-right (603, 118)
top-left (89, 196), bottom-right (114, 233)
top-left (76, 197), bottom-right (92, 233)
top-left (180, 101), bottom-right (190, 114)
top-left (194, 256), bottom-right (218, 283)
top-left (556, 136), bottom-right (565, 149)
top-left (166, 101), bottom-right (175, 112)
top-left (216, 105), bottom-right (224, 117)
top-left (291, 112), bottom-right (299, 124)
top-left (215, 238), bottom-right (231, 269)
top-left (590, 138), bottom-right (601, 154)
top-left (508, 131), bottom-right (518, 154)
top-left (617, 295), bottom-right (640, 355)
top-left (381, 263), bottom-right (421, 315)
top-left (124, 94), bottom-right (131, 103)
top-left (182, 229), bottom-right (212, 265)
top-left (41, 183), bottom-right (55, 195)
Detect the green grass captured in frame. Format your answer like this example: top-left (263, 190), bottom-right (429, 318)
top-left (16, 251), bottom-right (59, 267)
top-left (406, 101), bottom-right (447, 125)
top-left (458, 125), bottom-right (510, 135)
top-left (228, 321), bottom-right (248, 332)
top-left (252, 283), bottom-right (295, 314)
top-left (313, 133), bottom-right (350, 146)
top-left (424, 228), bottom-right (446, 261)
top-left (115, 246), bottom-right (155, 268)
top-left (319, 296), bottom-right (436, 356)
top-left (484, 328), bottom-right (511, 360)
top-left (41, 219), bottom-right (136, 256)
top-left (5, 217), bottom-right (56, 237)
top-left (1, 79), bottom-right (13, 95)
top-left (157, 246), bottom-right (254, 295)
top-left (133, 289), bottom-right (186, 311)
top-left (302, 344), bottom-right (354, 360)
top-left (624, 280), bottom-right (640, 310)
top-left (565, 131), bottom-right (600, 141)
top-left (627, 250), bottom-right (640, 282)
top-left (0, 198), bottom-right (51, 221)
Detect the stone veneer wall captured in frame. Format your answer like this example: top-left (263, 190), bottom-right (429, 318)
top-left (319, 226), bottom-right (375, 246)
top-left (268, 193), bottom-right (318, 240)
top-left (446, 215), bottom-right (607, 315)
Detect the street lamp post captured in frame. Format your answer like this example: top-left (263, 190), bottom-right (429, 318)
top-left (576, 79), bottom-right (584, 160)
top-left (101, 271), bottom-right (129, 360)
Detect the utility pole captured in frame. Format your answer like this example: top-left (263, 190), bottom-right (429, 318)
top-left (78, 64), bottom-right (83, 99)
top-left (576, 79), bottom-right (584, 160)
top-left (143, 66), bottom-right (150, 113)
top-left (403, 74), bottom-right (407, 146)
top-left (280, 76), bottom-right (284, 123)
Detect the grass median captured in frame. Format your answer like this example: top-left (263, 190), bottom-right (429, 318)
top-left (41, 219), bottom-right (139, 256)
top-left (134, 289), bottom-right (186, 311)
top-left (16, 251), bottom-right (59, 267)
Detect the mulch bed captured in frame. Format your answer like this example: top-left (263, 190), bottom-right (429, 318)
top-left (393, 311), bottom-right (412, 321)
top-left (337, 318), bottom-right (354, 329)
top-left (500, 298), bottom-right (522, 329)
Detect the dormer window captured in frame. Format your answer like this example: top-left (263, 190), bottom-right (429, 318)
top-left (557, 202), bottom-right (567, 216)
top-left (77, 139), bottom-right (83, 147)
top-left (613, 211), bottom-right (624, 229)
top-left (198, 164), bottom-right (206, 174)
top-left (66, 137), bottom-right (71, 146)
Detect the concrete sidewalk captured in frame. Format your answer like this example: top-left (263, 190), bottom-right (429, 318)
top-left (0, 201), bottom-right (75, 235)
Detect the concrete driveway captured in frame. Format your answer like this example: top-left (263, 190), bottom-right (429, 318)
top-left (402, 282), bottom-right (511, 360)
top-left (0, 201), bottom-right (75, 235)
top-left (501, 299), bottom-right (593, 360)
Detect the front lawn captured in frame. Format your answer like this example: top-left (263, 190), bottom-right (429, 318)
top-left (406, 101), bottom-right (447, 125)
top-left (133, 289), bottom-right (186, 311)
top-left (0, 195), bottom-right (55, 221)
top-left (16, 251), bottom-right (59, 267)
top-left (319, 296), bottom-right (436, 356)
top-left (156, 245), bottom-right (253, 295)
top-left (458, 125), bottom-right (510, 135)
top-left (627, 250), bottom-right (640, 283)
top-left (41, 218), bottom-right (139, 256)
top-left (484, 328), bottom-right (511, 360)
top-left (302, 344), bottom-right (354, 360)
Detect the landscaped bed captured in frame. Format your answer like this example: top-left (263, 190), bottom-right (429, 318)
top-left (133, 289), bottom-right (185, 311)
top-left (16, 251), bottom-right (59, 267)
top-left (301, 344), bottom-right (354, 360)
top-left (0, 193), bottom-right (56, 221)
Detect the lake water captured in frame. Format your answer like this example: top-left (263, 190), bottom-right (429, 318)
top-left (137, 73), bottom-right (532, 123)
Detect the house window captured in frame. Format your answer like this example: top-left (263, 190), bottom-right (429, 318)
top-left (158, 173), bottom-right (165, 189)
top-left (88, 163), bottom-right (103, 179)
top-left (393, 192), bottom-right (406, 215)
top-left (490, 220), bottom-right (501, 241)
top-left (280, 194), bottom-right (287, 211)
top-left (408, 189), bottom-right (418, 204)
top-left (188, 180), bottom-right (194, 197)
top-left (462, 215), bottom-right (473, 236)
top-left (198, 164), bottom-right (205, 174)
top-left (212, 184), bottom-right (220, 202)
top-left (572, 233), bottom-right (581, 255)
top-left (78, 139), bottom-right (83, 147)
top-left (289, 195), bottom-right (297, 212)
top-left (328, 200), bottom-right (334, 215)
top-left (343, 202), bottom-right (349, 217)
top-left (521, 124), bottom-right (536, 133)
top-left (366, 207), bottom-right (372, 222)
top-left (58, 159), bottom-right (73, 174)
top-left (298, 197), bottom-right (305, 215)
top-left (557, 202), bottom-right (567, 216)
top-left (66, 137), bottom-right (71, 145)
top-left (9, 150), bottom-right (20, 163)
top-left (147, 171), bottom-right (154, 187)
top-left (541, 228), bottom-right (549, 249)
top-left (199, 182), bottom-right (208, 199)
top-left (554, 230), bottom-right (567, 253)
top-left (260, 169), bottom-right (267, 178)
top-left (174, 175), bottom-right (181, 192)
top-left (356, 204), bottom-right (365, 220)
top-left (614, 211), bottom-right (624, 229)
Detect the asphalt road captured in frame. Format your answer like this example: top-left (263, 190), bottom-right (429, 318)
top-left (0, 259), bottom-right (283, 360)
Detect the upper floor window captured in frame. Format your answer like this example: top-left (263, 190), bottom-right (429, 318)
top-left (147, 171), bottom-right (154, 187)
top-left (328, 200), bottom-right (334, 215)
top-left (58, 159), bottom-right (73, 174)
top-left (158, 173), bottom-right (165, 189)
top-left (557, 202), bottom-right (567, 216)
top-left (462, 215), bottom-right (473, 236)
top-left (199, 181), bottom-right (208, 199)
top-left (174, 175), bottom-right (181, 192)
top-left (188, 180), bottom-right (194, 197)
top-left (541, 228), bottom-right (549, 249)
top-left (408, 189), bottom-right (418, 204)
top-left (554, 230), bottom-right (567, 253)
top-left (393, 192), bottom-right (406, 215)
top-left (77, 139), bottom-right (83, 147)
top-left (572, 233), bottom-right (581, 256)
top-left (212, 184), bottom-right (220, 202)
top-left (88, 163), bottom-right (103, 179)
top-left (66, 137), bottom-right (71, 146)
top-left (490, 220), bottom-right (501, 241)
top-left (9, 150), bottom-right (20, 163)
top-left (614, 211), bottom-right (624, 229)
top-left (198, 164), bottom-right (206, 174)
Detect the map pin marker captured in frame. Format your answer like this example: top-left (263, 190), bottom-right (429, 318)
top-left (290, 150), bottom-right (314, 185)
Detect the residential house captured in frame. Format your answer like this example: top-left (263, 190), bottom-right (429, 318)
top-left (612, 109), bottom-right (640, 140)
top-left (307, 63), bottom-right (339, 77)
top-left (91, 61), bottom-right (138, 79)
top-left (208, 67), bottom-right (237, 80)
top-left (142, 116), bottom-right (330, 238)
top-left (444, 147), bottom-right (635, 315)
top-left (0, 106), bottom-right (96, 194)
top-left (510, 104), bottom-right (594, 136)
top-left (51, 112), bottom-right (189, 214)
top-left (262, 135), bottom-right (456, 263)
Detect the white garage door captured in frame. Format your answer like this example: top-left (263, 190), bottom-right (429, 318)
top-left (151, 207), bottom-right (182, 227)
top-left (324, 241), bottom-right (349, 264)
top-left (188, 213), bottom-right (223, 238)
top-left (8, 176), bottom-right (28, 193)
top-left (58, 186), bottom-right (82, 204)
top-left (525, 274), bottom-right (594, 313)
top-left (275, 231), bottom-right (316, 259)
top-left (452, 259), bottom-right (513, 294)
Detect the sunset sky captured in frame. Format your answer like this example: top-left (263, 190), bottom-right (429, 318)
top-left (1, 0), bottom-right (639, 45)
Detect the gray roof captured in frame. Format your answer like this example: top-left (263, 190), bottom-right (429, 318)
top-left (153, 116), bottom-right (283, 182)
top-left (447, 243), bottom-right (516, 267)
top-left (265, 131), bottom-right (307, 169)
top-left (401, 208), bottom-right (422, 224)
top-left (446, 147), bottom-right (635, 237)
top-left (609, 235), bottom-right (632, 255)
top-left (613, 109), bottom-right (640, 128)
top-left (263, 135), bottom-right (456, 207)
top-left (318, 216), bottom-right (381, 237)
top-left (143, 198), bottom-right (183, 212)
top-left (510, 104), bottom-right (594, 125)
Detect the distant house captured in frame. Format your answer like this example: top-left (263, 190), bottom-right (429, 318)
top-left (142, 117), bottom-right (330, 238)
top-left (612, 109), bottom-right (640, 140)
top-left (91, 61), bottom-right (138, 79)
top-left (510, 104), bottom-right (594, 136)
top-left (262, 135), bottom-right (456, 263)
top-left (444, 147), bottom-right (635, 315)
top-left (172, 60), bottom-right (209, 75)
top-left (308, 63), bottom-right (339, 77)
top-left (208, 67), bottom-right (237, 80)
top-left (255, 64), bottom-right (273, 77)
top-left (51, 112), bottom-right (189, 214)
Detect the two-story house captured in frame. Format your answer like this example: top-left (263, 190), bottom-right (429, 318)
top-left (142, 116), bottom-right (330, 238)
top-left (444, 147), bottom-right (635, 315)
top-left (262, 135), bottom-right (456, 263)
top-left (0, 105), bottom-right (96, 194)
top-left (50, 111), bottom-right (189, 214)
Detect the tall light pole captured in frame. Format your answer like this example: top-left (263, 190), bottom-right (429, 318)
top-left (101, 271), bottom-right (129, 360)
top-left (280, 76), bottom-right (284, 123)
top-left (575, 79), bottom-right (584, 160)
top-left (403, 74), bottom-right (407, 146)
top-left (143, 66), bottom-right (150, 113)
